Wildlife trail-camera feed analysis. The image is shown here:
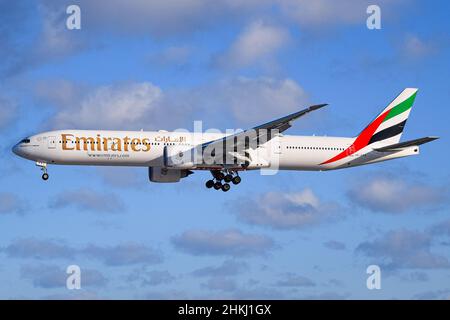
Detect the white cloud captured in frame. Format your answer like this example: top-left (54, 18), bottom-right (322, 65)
top-left (36, 2), bottom-right (83, 58)
top-left (51, 82), bottom-right (163, 130)
top-left (279, 0), bottom-right (368, 27)
top-left (127, 268), bottom-right (175, 287)
top-left (2, 238), bottom-right (163, 266)
top-left (37, 80), bottom-right (199, 131)
top-left (234, 189), bottom-right (341, 229)
top-left (212, 77), bottom-right (309, 124)
top-left (356, 229), bottom-right (450, 270)
top-left (37, 76), bottom-right (309, 130)
top-left (21, 264), bottom-right (107, 288)
top-left (202, 277), bottom-right (238, 292)
top-left (49, 188), bottom-right (125, 214)
top-left (347, 174), bottom-right (446, 214)
top-left (219, 20), bottom-right (290, 68)
top-left (3, 238), bottom-right (76, 260)
top-left (413, 289), bottom-right (450, 300)
top-left (275, 273), bottom-right (316, 287)
top-left (192, 260), bottom-right (248, 277)
top-left (172, 229), bottom-right (274, 256)
top-left (278, 0), bottom-right (409, 28)
top-left (6, 1), bottom-right (85, 76)
top-left (83, 243), bottom-right (163, 266)
top-left (2, 0), bottom-right (416, 77)
top-left (76, 0), bottom-right (273, 37)
top-left (71, 0), bottom-right (410, 36)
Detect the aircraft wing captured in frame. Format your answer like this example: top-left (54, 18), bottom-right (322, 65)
top-left (201, 104), bottom-right (328, 155)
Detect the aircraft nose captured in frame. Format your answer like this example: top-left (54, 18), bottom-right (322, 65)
top-left (12, 143), bottom-right (21, 156)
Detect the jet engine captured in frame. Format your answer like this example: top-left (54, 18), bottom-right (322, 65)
top-left (148, 167), bottom-right (193, 183)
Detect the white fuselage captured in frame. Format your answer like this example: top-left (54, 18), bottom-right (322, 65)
top-left (12, 130), bottom-right (420, 172)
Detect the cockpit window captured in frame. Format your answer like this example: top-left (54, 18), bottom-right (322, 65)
top-left (20, 138), bottom-right (31, 144)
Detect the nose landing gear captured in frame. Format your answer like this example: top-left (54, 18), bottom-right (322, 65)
top-left (206, 170), bottom-right (240, 192)
top-left (36, 162), bottom-right (49, 181)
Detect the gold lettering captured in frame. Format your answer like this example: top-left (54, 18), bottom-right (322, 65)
top-left (123, 136), bottom-right (130, 152)
top-left (60, 134), bottom-right (152, 153)
top-left (102, 137), bottom-right (112, 151)
top-left (61, 134), bottom-right (74, 151)
top-left (96, 134), bottom-right (102, 151)
top-left (76, 136), bottom-right (95, 151)
top-left (131, 138), bottom-right (141, 152)
top-left (142, 138), bottom-right (151, 152)
top-left (111, 138), bottom-right (122, 151)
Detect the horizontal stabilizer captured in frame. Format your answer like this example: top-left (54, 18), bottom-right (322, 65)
top-left (374, 136), bottom-right (439, 152)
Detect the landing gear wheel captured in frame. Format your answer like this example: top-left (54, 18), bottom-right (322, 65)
top-left (216, 172), bottom-right (225, 181)
top-left (224, 174), bottom-right (233, 183)
top-left (221, 183), bottom-right (231, 192)
top-left (42, 173), bottom-right (49, 181)
top-left (232, 176), bottom-right (241, 185)
top-left (213, 181), bottom-right (222, 190)
top-left (205, 180), bottom-right (214, 189)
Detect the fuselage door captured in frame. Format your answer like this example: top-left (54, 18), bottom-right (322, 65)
top-left (47, 136), bottom-right (56, 149)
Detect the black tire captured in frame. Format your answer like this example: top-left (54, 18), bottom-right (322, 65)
top-left (205, 180), bottom-right (214, 188)
top-left (221, 183), bottom-right (231, 192)
top-left (42, 173), bottom-right (49, 181)
top-left (216, 172), bottom-right (225, 180)
top-left (232, 176), bottom-right (241, 185)
top-left (213, 181), bottom-right (222, 190)
top-left (224, 174), bottom-right (233, 183)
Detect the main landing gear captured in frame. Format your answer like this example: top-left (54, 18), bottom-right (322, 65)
top-left (205, 170), bottom-right (241, 192)
top-left (36, 161), bottom-right (49, 181)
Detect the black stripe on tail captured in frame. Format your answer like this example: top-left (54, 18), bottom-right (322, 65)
top-left (368, 120), bottom-right (407, 145)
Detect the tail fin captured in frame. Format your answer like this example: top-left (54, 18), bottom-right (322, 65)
top-left (357, 88), bottom-right (418, 148)
top-left (320, 88), bottom-right (419, 165)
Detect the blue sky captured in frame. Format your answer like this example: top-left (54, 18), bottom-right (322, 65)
top-left (0, 0), bottom-right (450, 299)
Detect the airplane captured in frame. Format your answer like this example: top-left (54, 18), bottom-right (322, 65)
top-left (12, 88), bottom-right (438, 192)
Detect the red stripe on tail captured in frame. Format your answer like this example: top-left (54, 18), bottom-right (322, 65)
top-left (320, 109), bottom-right (390, 165)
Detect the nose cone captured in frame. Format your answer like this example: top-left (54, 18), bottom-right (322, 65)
top-left (12, 143), bottom-right (20, 156)
top-left (12, 137), bottom-right (38, 160)
top-left (12, 142), bottom-right (27, 158)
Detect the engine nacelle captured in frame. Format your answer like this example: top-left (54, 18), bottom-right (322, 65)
top-left (164, 145), bottom-right (196, 169)
top-left (149, 167), bottom-right (193, 183)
